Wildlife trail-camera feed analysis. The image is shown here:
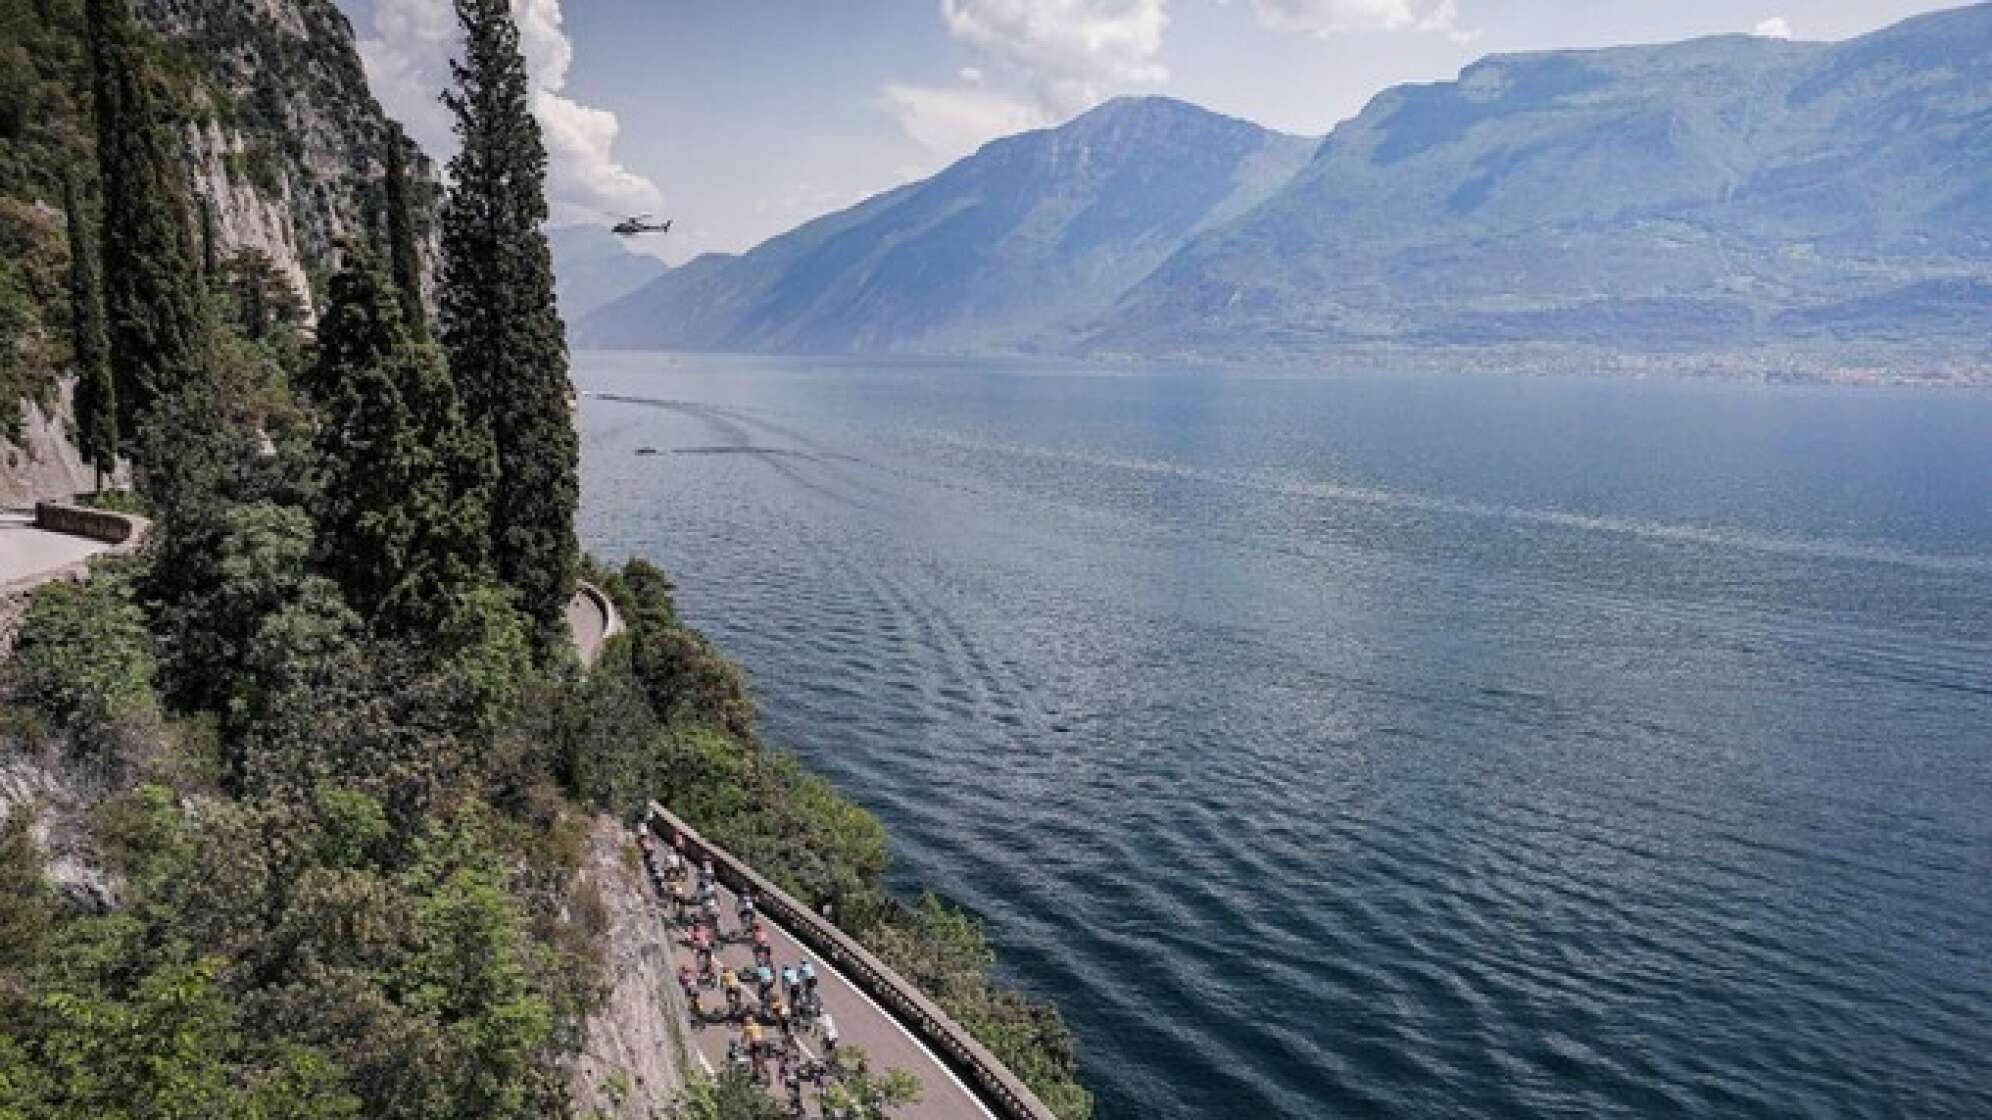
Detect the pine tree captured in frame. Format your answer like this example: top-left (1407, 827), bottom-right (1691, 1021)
top-left (383, 123), bottom-right (428, 343)
top-left (306, 252), bottom-right (491, 638)
top-left (64, 169), bottom-right (117, 488)
top-left (85, 0), bottom-right (205, 448)
top-left (438, 0), bottom-right (578, 655)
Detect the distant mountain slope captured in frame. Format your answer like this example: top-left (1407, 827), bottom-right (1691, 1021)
top-left (548, 224), bottom-right (669, 323)
top-left (577, 98), bottom-right (1316, 353)
top-left (1086, 4), bottom-right (1992, 364)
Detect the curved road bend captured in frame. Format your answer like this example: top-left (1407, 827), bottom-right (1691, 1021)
top-left (567, 582), bottom-right (624, 668)
top-left (654, 862), bottom-right (996, 1120)
top-left (0, 516), bottom-right (109, 589)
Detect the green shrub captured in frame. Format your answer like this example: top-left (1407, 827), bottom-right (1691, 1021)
top-left (443, 581), bottom-right (533, 740)
top-left (867, 895), bottom-right (1092, 1119)
top-left (9, 567), bottom-right (159, 760)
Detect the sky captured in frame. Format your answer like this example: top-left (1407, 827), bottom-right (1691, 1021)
top-left (332, 0), bottom-right (1972, 265)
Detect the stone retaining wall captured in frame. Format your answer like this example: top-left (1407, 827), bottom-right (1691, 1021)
top-left (34, 502), bottom-right (145, 545)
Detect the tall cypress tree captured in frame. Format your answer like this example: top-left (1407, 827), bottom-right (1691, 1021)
top-left (383, 123), bottom-right (428, 342)
top-left (85, 0), bottom-right (205, 448)
top-left (438, 0), bottom-right (578, 654)
top-left (306, 253), bottom-right (490, 637)
top-left (64, 170), bottom-right (118, 488)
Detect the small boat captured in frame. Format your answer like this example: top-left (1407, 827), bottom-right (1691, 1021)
top-left (635, 447), bottom-right (661, 456)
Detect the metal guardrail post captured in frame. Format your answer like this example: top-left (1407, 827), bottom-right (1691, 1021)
top-left (645, 801), bottom-right (1061, 1120)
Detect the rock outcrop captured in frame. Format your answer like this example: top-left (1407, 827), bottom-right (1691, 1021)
top-left (565, 816), bottom-right (694, 1119)
top-left (0, 748), bottom-right (121, 912)
top-left (0, 378), bottom-right (127, 509)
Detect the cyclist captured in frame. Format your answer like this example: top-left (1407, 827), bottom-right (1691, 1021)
top-left (720, 966), bottom-right (743, 1015)
top-left (782, 1058), bottom-right (804, 1114)
top-left (818, 1011), bottom-right (839, 1058)
top-left (677, 964), bottom-right (702, 1018)
top-left (689, 923), bottom-right (713, 975)
top-left (751, 922), bottom-right (773, 966)
top-left (743, 1020), bottom-right (768, 1083)
top-left (766, 992), bottom-right (790, 1039)
top-left (781, 964), bottom-right (802, 1009)
top-left (736, 888), bottom-right (757, 933)
top-left (799, 959), bottom-right (818, 1000)
top-left (754, 962), bottom-right (776, 1004)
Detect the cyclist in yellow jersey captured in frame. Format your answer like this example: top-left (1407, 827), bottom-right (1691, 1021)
top-left (720, 967), bottom-right (742, 1015)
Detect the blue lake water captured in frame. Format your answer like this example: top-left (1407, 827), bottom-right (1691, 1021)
top-left (574, 353), bottom-right (1992, 1119)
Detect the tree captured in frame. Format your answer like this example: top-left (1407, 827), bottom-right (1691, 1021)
top-left (305, 253), bottom-right (490, 638)
top-left (63, 169), bottom-right (117, 485)
top-left (438, 0), bottom-right (579, 655)
top-left (383, 123), bottom-right (427, 342)
top-left (220, 247), bottom-right (307, 341)
top-left (85, 0), bottom-right (206, 449)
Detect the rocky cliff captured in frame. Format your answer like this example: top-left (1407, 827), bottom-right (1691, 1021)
top-left (1, 0), bottom-right (436, 507)
top-left (565, 816), bottom-right (696, 1120)
top-left (144, 0), bottom-right (440, 314)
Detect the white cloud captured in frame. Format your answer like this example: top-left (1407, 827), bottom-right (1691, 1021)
top-left (354, 0), bottom-right (661, 220)
top-left (879, 82), bottom-right (1049, 160)
top-left (1753, 16), bottom-right (1794, 39)
top-left (939, 0), bottom-right (1170, 116)
top-left (1252, 0), bottom-right (1477, 43)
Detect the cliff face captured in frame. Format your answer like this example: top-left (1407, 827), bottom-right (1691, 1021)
top-left (0, 378), bottom-right (126, 508)
top-left (142, 0), bottom-right (440, 316)
top-left (566, 816), bottom-right (695, 1119)
top-left (1, 0), bottom-right (438, 507)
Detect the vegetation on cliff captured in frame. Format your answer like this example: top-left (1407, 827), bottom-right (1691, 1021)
top-left (1, 4), bottom-right (596, 1116)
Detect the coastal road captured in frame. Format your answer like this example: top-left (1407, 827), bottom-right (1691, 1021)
top-left (659, 867), bottom-right (995, 1120)
top-left (567, 582), bottom-right (624, 668)
top-left (0, 516), bottom-right (108, 589)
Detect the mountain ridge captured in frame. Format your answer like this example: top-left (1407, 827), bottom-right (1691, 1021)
top-left (577, 96), bottom-right (1317, 354)
top-left (1085, 3), bottom-right (1992, 375)
top-left (576, 5), bottom-right (1992, 382)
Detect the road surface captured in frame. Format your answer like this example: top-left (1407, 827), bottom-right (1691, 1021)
top-left (649, 852), bottom-right (996, 1120)
top-left (567, 582), bottom-right (623, 667)
top-left (0, 518), bottom-right (108, 588)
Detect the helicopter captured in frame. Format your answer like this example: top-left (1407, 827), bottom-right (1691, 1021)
top-left (612, 213), bottom-right (671, 236)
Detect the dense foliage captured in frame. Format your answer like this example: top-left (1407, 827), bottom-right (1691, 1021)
top-left (438, 0), bottom-right (578, 653)
top-left (383, 123), bottom-right (427, 343)
top-left (63, 171), bottom-right (116, 478)
top-left (1, 6), bottom-right (594, 1116)
top-left (87, 0), bottom-right (207, 449)
top-left (303, 254), bottom-right (490, 639)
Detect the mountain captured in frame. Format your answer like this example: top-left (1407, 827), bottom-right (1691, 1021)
top-left (548, 223), bottom-right (668, 322)
top-left (577, 97), bottom-right (1317, 354)
top-left (1087, 4), bottom-right (1992, 371)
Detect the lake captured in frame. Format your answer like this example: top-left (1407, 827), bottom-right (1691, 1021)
top-left (575, 353), bottom-right (1992, 1119)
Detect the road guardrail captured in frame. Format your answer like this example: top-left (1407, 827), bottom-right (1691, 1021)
top-left (645, 800), bottom-right (1060, 1120)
